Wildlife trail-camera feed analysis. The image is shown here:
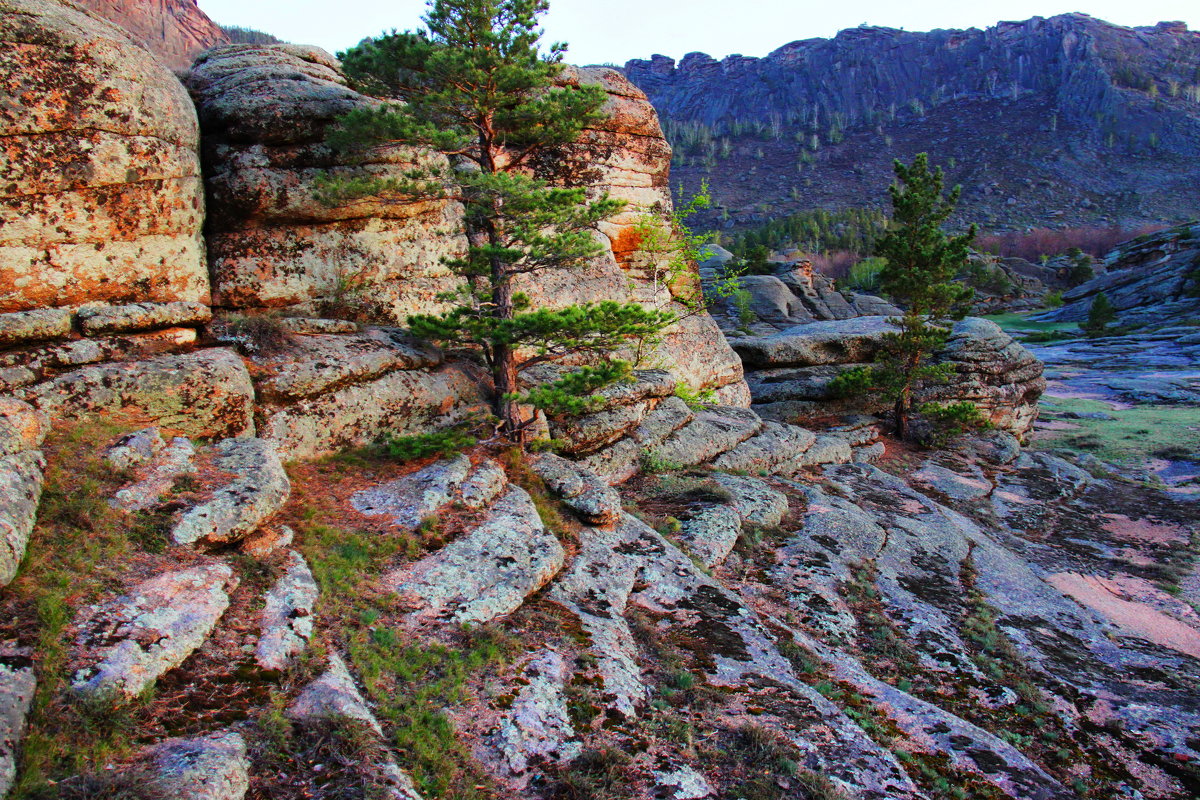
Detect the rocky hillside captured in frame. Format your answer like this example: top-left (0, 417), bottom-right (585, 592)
top-left (1034, 221), bottom-right (1200, 327)
top-left (624, 14), bottom-right (1200, 232)
top-left (75, 0), bottom-right (228, 70)
top-left (0, 2), bottom-right (1197, 800)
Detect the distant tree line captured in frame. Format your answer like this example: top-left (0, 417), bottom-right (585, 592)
top-left (725, 207), bottom-right (890, 261)
top-left (219, 25), bottom-right (284, 45)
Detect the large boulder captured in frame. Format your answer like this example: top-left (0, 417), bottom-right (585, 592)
top-left (736, 316), bottom-right (1045, 436)
top-left (187, 44), bottom-right (465, 321)
top-left (0, 0), bottom-right (207, 314)
top-left (705, 259), bottom-right (899, 336)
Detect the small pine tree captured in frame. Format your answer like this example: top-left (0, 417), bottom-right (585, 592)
top-left (834, 153), bottom-right (976, 439)
top-left (1082, 292), bottom-right (1117, 338)
top-left (317, 0), bottom-right (675, 440)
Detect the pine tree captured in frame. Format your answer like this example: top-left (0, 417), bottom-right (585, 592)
top-left (1082, 292), bottom-right (1117, 338)
top-left (317, 0), bottom-right (674, 440)
top-left (832, 153), bottom-right (976, 439)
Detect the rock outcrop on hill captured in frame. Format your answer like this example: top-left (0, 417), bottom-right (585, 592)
top-left (187, 44), bottom-right (467, 323)
top-left (731, 316), bottom-right (1047, 436)
top-left (625, 14), bottom-right (1200, 231)
top-left (1034, 221), bottom-right (1200, 327)
top-left (75, 0), bottom-right (228, 70)
top-left (700, 258), bottom-right (1046, 436)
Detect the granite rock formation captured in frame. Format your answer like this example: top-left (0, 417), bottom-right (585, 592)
top-left (0, 0), bottom-right (208, 317)
top-left (1, 6), bottom-right (1195, 800)
top-left (188, 44), bottom-right (749, 402)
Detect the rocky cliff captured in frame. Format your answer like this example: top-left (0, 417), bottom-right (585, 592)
top-left (75, 0), bottom-right (228, 70)
top-left (625, 14), bottom-right (1200, 231)
top-left (0, 4), bottom-right (1196, 800)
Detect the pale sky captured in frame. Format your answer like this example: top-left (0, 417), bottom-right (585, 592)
top-left (198, 1), bottom-right (1198, 66)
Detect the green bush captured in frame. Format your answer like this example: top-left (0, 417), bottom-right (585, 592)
top-left (379, 426), bottom-right (476, 462)
top-left (674, 381), bottom-right (717, 411)
top-left (826, 365), bottom-right (877, 399)
top-left (917, 401), bottom-right (993, 447)
top-left (1081, 292), bottom-right (1118, 338)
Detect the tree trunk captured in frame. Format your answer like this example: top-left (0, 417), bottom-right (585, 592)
top-left (476, 130), bottom-right (526, 441)
top-left (894, 394), bottom-right (909, 440)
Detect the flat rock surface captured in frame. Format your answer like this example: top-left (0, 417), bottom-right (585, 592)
top-left (111, 436), bottom-right (196, 513)
top-left (142, 730), bottom-right (250, 800)
top-left (255, 550), bottom-right (318, 671)
top-left (72, 564), bottom-right (235, 699)
top-left (385, 486), bottom-right (564, 625)
top-left (530, 453), bottom-right (622, 525)
top-left (710, 420), bottom-right (817, 475)
top-left (495, 649), bottom-right (579, 773)
top-left (0, 450), bottom-right (46, 586)
top-left (76, 302), bottom-right (211, 336)
top-left (0, 657), bottom-right (35, 798)
top-left (24, 349), bottom-right (256, 440)
top-left (172, 438), bottom-right (290, 546)
top-left (352, 455), bottom-right (473, 530)
top-left (645, 406), bottom-right (763, 469)
top-left (289, 652), bottom-right (381, 734)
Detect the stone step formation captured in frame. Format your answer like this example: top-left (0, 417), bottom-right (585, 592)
top-left (0, 2), bottom-right (1196, 799)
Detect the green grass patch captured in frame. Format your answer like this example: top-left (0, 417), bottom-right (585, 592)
top-left (295, 494), bottom-right (518, 800)
top-left (6, 420), bottom-right (172, 798)
top-left (1038, 396), bottom-right (1200, 466)
top-left (981, 312), bottom-right (1081, 334)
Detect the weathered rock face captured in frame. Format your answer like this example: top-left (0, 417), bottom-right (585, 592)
top-left (187, 44), bottom-right (467, 321)
top-left (75, 0), bottom-right (229, 72)
top-left (0, 398), bottom-right (47, 587)
top-left (0, 655), bottom-right (35, 798)
top-left (22, 348), bottom-right (256, 440)
top-left (188, 46), bottom-right (749, 400)
top-left (0, 0), bottom-right (208, 315)
top-left (705, 259), bottom-right (899, 335)
top-left (1033, 221), bottom-right (1200, 328)
top-left (71, 563), bottom-right (235, 700)
top-left (139, 730), bottom-right (250, 800)
top-left (734, 316), bottom-right (1046, 436)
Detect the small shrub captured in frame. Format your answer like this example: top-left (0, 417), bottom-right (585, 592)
top-left (826, 365), bottom-right (877, 399)
top-left (215, 313), bottom-right (294, 356)
top-left (917, 401), bottom-right (993, 447)
top-left (674, 381), bottom-right (717, 411)
top-left (842, 256), bottom-right (887, 293)
top-left (641, 449), bottom-right (684, 473)
top-left (1081, 292), bottom-right (1118, 338)
top-left (1042, 290), bottom-right (1064, 308)
top-left (378, 425), bottom-right (476, 462)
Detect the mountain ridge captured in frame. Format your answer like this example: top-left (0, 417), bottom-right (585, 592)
top-left (623, 13), bottom-right (1200, 233)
